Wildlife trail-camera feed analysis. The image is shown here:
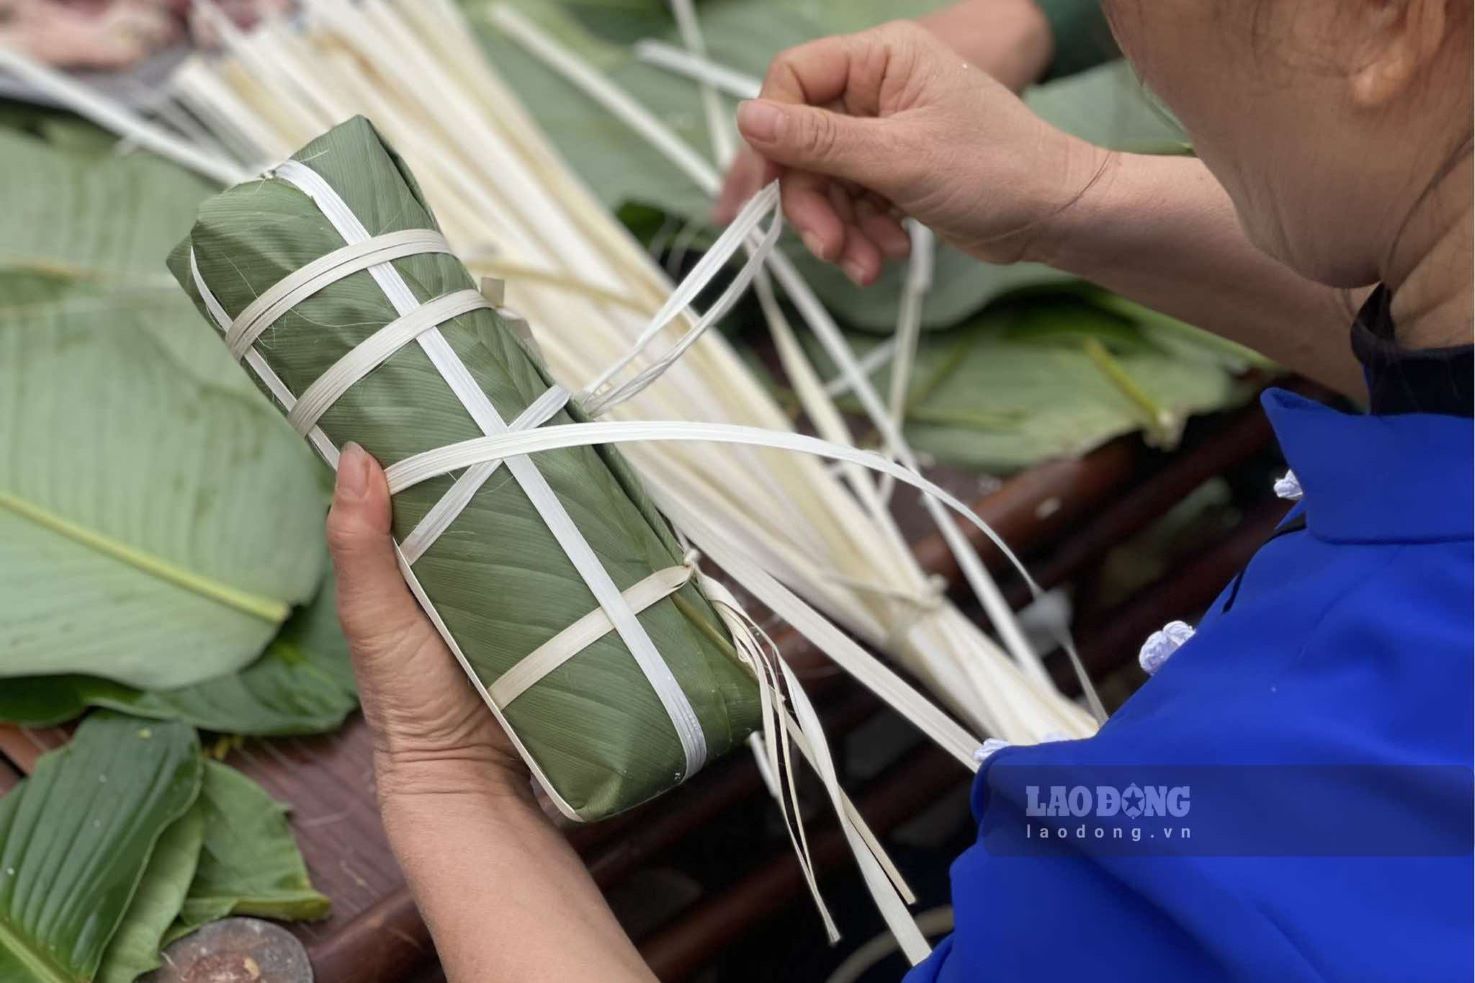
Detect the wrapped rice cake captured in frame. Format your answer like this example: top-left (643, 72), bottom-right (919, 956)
top-left (172, 117), bottom-right (760, 821)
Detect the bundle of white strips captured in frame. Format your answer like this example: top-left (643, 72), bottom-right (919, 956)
top-left (0, 0), bottom-right (1108, 958)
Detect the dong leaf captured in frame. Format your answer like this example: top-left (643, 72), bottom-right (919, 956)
top-left (0, 715), bottom-right (203, 983)
top-left (801, 295), bottom-right (1255, 472)
top-left (96, 808), bottom-right (205, 983)
top-left (169, 762), bottom-right (329, 940)
top-left (0, 569), bottom-right (356, 736)
top-left (0, 128), bottom-right (329, 690)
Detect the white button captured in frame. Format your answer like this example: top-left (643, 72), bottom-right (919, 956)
top-left (1139, 620), bottom-right (1196, 676)
top-left (1273, 469), bottom-right (1303, 501)
top-left (973, 738), bottom-right (1012, 764)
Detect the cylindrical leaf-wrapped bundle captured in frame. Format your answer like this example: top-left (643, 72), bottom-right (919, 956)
top-left (170, 117), bottom-right (760, 821)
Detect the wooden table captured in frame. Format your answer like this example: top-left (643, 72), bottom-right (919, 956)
top-left (0, 396), bottom-right (1286, 982)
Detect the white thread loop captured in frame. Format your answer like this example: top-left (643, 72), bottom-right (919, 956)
top-left (973, 738), bottom-right (1012, 764)
top-left (1274, 470), bottom-right (1303, 501)
top-left (580, 182), bottom-right (782, 417)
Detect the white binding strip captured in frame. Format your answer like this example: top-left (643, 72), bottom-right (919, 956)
top-left (633, 39), bottom-right (761, 100)
top-left (188, 247), bottom-right (340, 467)
top-left (580, 182), bottom-right (781, 417)
top-left (490, 563), bottom-right (695, 708)
top-left (671, 496), bottom-right (982, 772)
top-left (491, 9), bottom-right (1104, 721)
top-left (780, 655), bottom-right (930, 964)
top-left (227, 228), bottom-right (453, 358)
top-left (286, 288), bottom-right (491, 435)
top-left (379, 417), bottom-right (1096, 764)
top-left (400, 384), bottom-right (571, 564)
top-left (701, 573), bottom-right (928, 961)
top-left (878, 222), bottom-right (934, 503)
top-left (823, 336), bottom-right (898, 399)
top-left (383, 419), bottom-right (1049, 586)
top-left (271, 158), bottom-right (709, 778)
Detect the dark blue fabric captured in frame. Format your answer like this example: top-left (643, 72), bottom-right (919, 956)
top-left (907, 389), bottom-right (1474, 982)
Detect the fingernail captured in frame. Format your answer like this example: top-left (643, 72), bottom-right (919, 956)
top-left (338, 442), bottom-right (370, 499)
top-left (737, 100), bottom-right (785, 143)
top-left (844, 260), bottom-right (868, 286)
top-left (802, 231), bottom-right (828, 261)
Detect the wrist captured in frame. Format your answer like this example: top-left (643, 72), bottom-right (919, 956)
top-left (1023, 144), bottom-right (1124, 269)
top-left (373, 742), bottom-right (532, 809)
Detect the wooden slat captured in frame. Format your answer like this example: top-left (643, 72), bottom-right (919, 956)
top-left (0, 725), bottom-right (68, 774)
top-left (225, 719), bottom-right (402, 949)
top-left (0, 755), bottom-right (21, 795)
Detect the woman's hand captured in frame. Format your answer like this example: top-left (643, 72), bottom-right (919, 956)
top-left (713, 0), bottom-right (1055, 228)
top-left (326, 442), bottom-right (527, 806)
top-left (732, 21), bottom-right (1110, 284)
top-left (327, 443), bottom-right (656, 981)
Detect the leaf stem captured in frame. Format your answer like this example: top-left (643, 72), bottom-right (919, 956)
top-left (0, 491), bottom-right (289, 624)
top-left (0, 914), bottom-right (74, 983)
top-left (1081, 337), bottom-right (1181, 446)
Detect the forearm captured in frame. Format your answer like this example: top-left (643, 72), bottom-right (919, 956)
top-left (1038, 153), bottom-right (1367, 398)
top-left (917, 0), bottom-right (1054, 91)
top-left (380, 772), bottom-right (654, 983)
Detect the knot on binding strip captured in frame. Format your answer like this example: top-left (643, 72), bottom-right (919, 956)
top-left (881, 574), bottom-right (950, 650)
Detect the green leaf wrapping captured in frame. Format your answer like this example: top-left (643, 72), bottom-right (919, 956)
top-left (172, 117), bottom-right (760, 820)
top-left (0, 715), bottom-right (202, 983)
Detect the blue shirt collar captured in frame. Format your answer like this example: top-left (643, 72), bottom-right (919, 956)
top-left (1263, 388), bottom-right (1473, 544)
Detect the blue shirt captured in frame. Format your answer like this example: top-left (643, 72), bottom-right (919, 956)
top-left (908, 388), bottom-right (1474, 982)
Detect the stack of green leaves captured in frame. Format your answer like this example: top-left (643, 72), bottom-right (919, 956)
top-left (791, 292), bottom-right (1267, 473)
top-left (173, 117), bottom-right (761, 821)
top-left (0, 119), bottom-right (357, 737)
top-left (0, 714), bottom-right (328, 983)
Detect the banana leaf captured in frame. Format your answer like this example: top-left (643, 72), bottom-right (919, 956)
top-left (0, 714), bottom-right (202, 983)
top-left (0, 567), bottom-right (356, 736)
top-left (0, 714), bottom-right (330, 982)
top-left (172, 117), bottom-right (761, 820)
top-left (0, 127), bottom-right (330, 692)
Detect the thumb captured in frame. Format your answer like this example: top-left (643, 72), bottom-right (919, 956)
top-left (325, 443), bottom-right (427, 651)
top-left (736, 99), bottom-right (894, 187)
